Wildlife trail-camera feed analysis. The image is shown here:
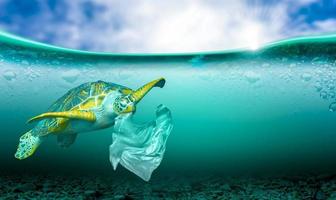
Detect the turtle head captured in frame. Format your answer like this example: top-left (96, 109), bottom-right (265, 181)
top-left (113, 95), bottom-right (136, 114)
top-left (113, 78), bottom-right (165, 114)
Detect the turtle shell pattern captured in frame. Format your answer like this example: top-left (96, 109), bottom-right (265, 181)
top-left (32, 80), bottom-right (133, 136)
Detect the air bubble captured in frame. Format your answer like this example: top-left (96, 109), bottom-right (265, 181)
top-left (244, 71), bottom-right (260, 83)
top-left (320, 91), bottom-right (328, 99)
top-left (314, 82), bottom-right (322, 92)
top-left (327, 83), bottom-right (335, 90)
top-left (25, 67), bottom-right (41, 81)
top-left (21, 60), bottom-right (29, 65)
top-left (289, 63), bottom-right (296, 68)
top-left (61, 69), bottom-right (80, 83)
top-left (198, 71), bottom-right (216, 81)
top-left (51, 60), bottom-right (60, 65)
top-left (329, 102), bottom-right (336, 112)
top-left (301, 73), bottom-right (312, 81)
top-left (3, 70), bottom-right (16, 81)
top-left (190, 55), bottom-right (204, 67)
top-left (262, 63), bottom-right (270, 68)
top-left (312, 57), bottom-right (325, 65)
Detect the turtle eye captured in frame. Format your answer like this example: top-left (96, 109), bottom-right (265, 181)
top-left (120, 99), bottom-right (127, 108)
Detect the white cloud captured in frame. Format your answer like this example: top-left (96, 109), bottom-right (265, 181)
top-left (285, 18), bottom-right (336, 38)
top-left (54, 0), bottom-right (292, 52)
top-left (1, 0), bottom-right (335, 52)
top-left (312, 19), bottom-right (336, 33)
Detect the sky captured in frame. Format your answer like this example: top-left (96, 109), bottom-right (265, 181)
top-left (0, 0), bottom-right (335, 53)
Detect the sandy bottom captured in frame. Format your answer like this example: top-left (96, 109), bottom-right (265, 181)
top-left (1, 173), bottom-right (336, 199)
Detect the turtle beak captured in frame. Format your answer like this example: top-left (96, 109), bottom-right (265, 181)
top-left (130, 78), bottom-right (165, 104)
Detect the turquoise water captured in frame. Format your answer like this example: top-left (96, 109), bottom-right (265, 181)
top-left (1, 32), bottom-right (336, 180)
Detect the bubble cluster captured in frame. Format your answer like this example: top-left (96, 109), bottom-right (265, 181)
top-left (275, 56), bottom-right (336, 111)
top-left (314, 82), bottom-right (323, 92)
top-left (320, 91), bottom-right (328, 100)
top-left (279, 72), bottom-right (292, 83)
top-left (329, 102), bottom-right (336, 112)
top-left (25, 67), bottom-right (41, 81)
top-left (306, 57), bottom-right (336, 109)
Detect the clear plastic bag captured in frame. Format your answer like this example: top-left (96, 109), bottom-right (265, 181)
top-left (110, 104), bottom-right (173, 181)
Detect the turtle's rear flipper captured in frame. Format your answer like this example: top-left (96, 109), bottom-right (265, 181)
top-left (110, 104), bottom-right (173, 181)
top-left (15, 131), bottom-right (42, 160)
top-left (57, 134), bottom-right (77, 148)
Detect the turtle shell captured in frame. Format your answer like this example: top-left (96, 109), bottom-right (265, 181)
top-left (33, 80), bottom-right (133, 136)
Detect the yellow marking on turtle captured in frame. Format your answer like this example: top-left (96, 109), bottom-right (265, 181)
top-left (105, 87), bottom-right (117, 94)
top-left (77, 96), bottom-right (86, 102)
top-left (90, 82), bottom-right (103, 96)
top-left (28, 110), bottom-right (96, 123)
top-left (48, 118), bottom-right (69, 133)
top-left (78, 97), bottom-right (96, 110)
top-left (63, 93), bottom-right (73, 104)
top-left (80, 89), bottom-right (88, 96)
top-left (62, 94), bottom-right (75, 110)
top-left (121, 88), bottom-right (133, 95)
top-left (96, 94), bottom-right (106, 106)
top-left (95, 83), bottom-right (101, 94)
top-left (71, 93), bottom-right (107, 111)
top-left (95, 82), bottom-right (105, 95)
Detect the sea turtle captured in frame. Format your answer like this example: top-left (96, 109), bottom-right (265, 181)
top-left (15, 78), bottom-right (166, 160)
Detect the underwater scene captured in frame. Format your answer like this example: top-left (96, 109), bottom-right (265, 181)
top-left (1, 32), bottom-right (336, 199)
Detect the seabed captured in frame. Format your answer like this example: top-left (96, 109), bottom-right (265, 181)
top-left (1, 173), bottom-right (336, 199)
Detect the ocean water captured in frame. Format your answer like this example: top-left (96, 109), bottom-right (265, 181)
top-left (1, 32), bottom-right (336, 199)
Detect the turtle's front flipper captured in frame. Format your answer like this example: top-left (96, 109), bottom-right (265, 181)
top-left (15, 130), bottom-right (43, 160)
top-left (27, 110), bottom-right (96, 123)
top-left (110, 104), bottom-right (173, 181)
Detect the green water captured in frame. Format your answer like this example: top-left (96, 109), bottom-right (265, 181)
top-left (1, 32), bottom-right (336, 178)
